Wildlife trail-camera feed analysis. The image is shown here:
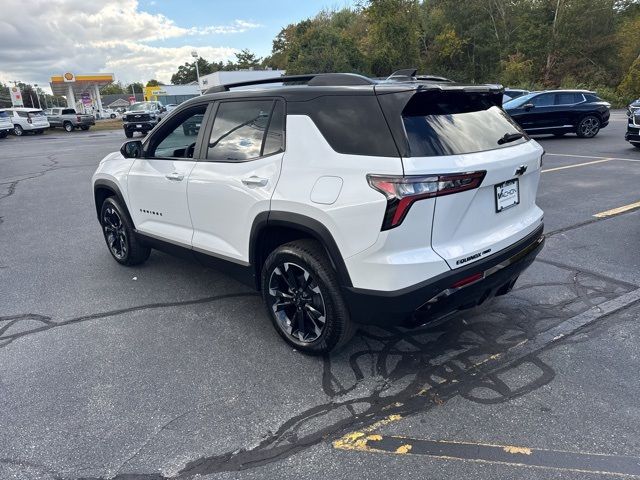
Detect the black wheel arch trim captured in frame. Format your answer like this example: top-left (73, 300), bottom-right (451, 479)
top-left (249, 211), bottom-right (353, 288)
top-left (93, 179), bottom-right (133, 225)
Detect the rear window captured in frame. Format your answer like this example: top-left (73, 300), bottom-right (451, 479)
top-left (402, 92), bottom-right (528, 157)
top-left (28, 111), bottom-right (45, 118)
top-left (62, 109), bottom-right (76, 115)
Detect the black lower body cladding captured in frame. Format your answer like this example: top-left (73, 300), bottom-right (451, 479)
top-left (343, 225), bottom-right (545, 326)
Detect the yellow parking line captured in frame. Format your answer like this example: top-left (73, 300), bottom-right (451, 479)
top-left (542, 158), bottom-right (613, 173)
top-left (594, 200), bottom-right (640, 218)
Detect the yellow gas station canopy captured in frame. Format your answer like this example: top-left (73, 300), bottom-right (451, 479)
top-left (49, 72), bottom-right (114, 97)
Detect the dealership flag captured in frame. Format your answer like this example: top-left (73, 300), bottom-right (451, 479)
top-left (10, 87), bottom-right (24, 107)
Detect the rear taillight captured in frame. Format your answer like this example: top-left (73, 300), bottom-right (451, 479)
top-left (27, 117), bottom-right (32, 124)
top-left (77, 116), bottom-right (81, 123)
top-left (367, 171), bottom-right (486, 230)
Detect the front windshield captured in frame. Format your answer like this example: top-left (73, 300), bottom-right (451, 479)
top-left (129, 102), bottom-right (155, 111)
top-left (503, 93), bottom-right (536, 109)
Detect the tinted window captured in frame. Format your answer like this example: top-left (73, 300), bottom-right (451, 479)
top-left (17, 111), bottom-right (29, 118)
top-left (62, 109), bottom-right (76, 115)
top-left (403, 94), bottom-right (527, 157)
top-left (531, 94), bottom-right (554, 106)
top-left (503, 93), bottom-right (536, 109)
top-left (208, 100), bottom-right (277, 161)
top-left (151, 106), bottom-right (206, 158)
top-left (0, 111), bottom-right (8, 118)
top-left (287, 95), bottom-right (398, 157)
top-left (585, 93), bottom-right (602, 102)
top-left (555, 93), bottom-right (577, 105)
top-left (263, 100), bottom-right (285, 156)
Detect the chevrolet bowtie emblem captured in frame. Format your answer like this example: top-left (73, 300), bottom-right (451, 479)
top-left (515, 165), bottom-right (528, 176)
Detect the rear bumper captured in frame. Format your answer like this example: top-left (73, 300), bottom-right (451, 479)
top-left (343, 224), bottom-right (545, 325)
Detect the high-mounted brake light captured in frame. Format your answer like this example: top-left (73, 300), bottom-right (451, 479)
top-left (367, 171), bottom-right (486, 230)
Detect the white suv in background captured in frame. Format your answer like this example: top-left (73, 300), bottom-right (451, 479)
top-left (1, 108), bottom-right (50, 135)
top-left (92, 72), bottom-right (545, 354)
top-left (0, 110), bottom-right (12, 138)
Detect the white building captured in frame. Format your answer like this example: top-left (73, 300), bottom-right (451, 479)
top-left (199, 70), bottom-right (286, 92)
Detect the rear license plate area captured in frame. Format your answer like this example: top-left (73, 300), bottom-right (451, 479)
top-left (495, 179), bottom-right (520, 212)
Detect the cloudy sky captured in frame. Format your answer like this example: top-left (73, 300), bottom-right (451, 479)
top-left (0, 0), bottom-right (353, 92)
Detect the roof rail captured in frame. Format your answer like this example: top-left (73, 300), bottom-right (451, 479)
top-left (204, 72), bottom-right (375, 94)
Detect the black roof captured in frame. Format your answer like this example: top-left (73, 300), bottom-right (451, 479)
top-left (193, 72), bottom-right (503, 105)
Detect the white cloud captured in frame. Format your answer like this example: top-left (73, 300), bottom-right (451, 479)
top-left (0, 0), bottom-right (261, 89)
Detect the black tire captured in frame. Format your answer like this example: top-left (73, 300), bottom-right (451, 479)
top-left (81, 126), bottom-right (90, 131)
top-left (35, 129), bottom-right (44, 135)
top-left (13, 125), bottom-right (23, 136)
top-left (99, 197), bottom-right (150, 266)
top-left (261, 239), bottom-right (355, 354)
top-left (576, 115), bottom-right (600, 138)
top-left (110, 113), bottom-right (116, 119)
top-left (63, 122), bottom-right (74, 132)
top-left (0, 130), bottom-right (8, 138)
top-left (633, 143), bottom-right (640, 150)
top-left (124, 129), bottom-right (133, 138)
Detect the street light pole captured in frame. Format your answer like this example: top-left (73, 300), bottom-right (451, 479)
top-left (192, 51), bottom-right (202, 95)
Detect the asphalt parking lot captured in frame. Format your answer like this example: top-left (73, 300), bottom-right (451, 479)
top-left (1, 111), bottom-right (640, 480)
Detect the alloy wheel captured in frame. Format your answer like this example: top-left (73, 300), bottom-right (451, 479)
top-left (580, 117), bottom-right (599, 137)
top-left (102, 206), bottom-right (128, 260)
top-left (268, 262), bottom-right (327, 343)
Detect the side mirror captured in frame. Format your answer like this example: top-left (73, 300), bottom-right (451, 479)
top-left (523, 103), bottom-right (534, 111)
top-left (120, 140), bottom-right (143, 158)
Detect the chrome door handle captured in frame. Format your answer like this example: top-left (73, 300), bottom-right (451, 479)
top-left (241, 176), bottom-right (268, 187)
top-left (165, 172), bottom-right (184, 181)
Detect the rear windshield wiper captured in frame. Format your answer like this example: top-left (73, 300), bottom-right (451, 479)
top-left (497, 132), bottom-right (525, 145)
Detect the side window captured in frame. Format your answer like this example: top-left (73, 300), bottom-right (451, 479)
top-left (207, 100), bottom-right (283, 162)
top-left (150, 105), bottom-right (206, 159)
top-left (531, 94), bottom-right (554, 107)
top-left (263, 100), bottom-right (285, 156)
top-left (574, 93), bottom-right (586, 103)
top-left (555, 93), bottom-right (576, 105)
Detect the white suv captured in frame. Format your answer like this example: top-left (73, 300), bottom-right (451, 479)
top-left (1, 108), bottom-right (50, 135)
top-left (92, 72), bottom-right (545, 354)
top-left (0, 110), bottom-right (12, 138)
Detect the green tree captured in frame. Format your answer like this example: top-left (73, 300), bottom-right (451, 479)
top-left (235, 49), bottom-right (261, 69)
top-left (100, 82), bottom-right (125, 95)
top-left (146, 79), bottom-right (164, 87)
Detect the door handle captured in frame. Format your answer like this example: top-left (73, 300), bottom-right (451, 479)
top-left (165, 172), bottom-right (184, 181)
top-left (241, 176), bottom-right (268, 187)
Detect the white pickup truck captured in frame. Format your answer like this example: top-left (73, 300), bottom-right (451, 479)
top-left (46, 108), bottom-right (95, 132)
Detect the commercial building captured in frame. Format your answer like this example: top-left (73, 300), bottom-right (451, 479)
top-left (143, 84), bottom-right (199, 104)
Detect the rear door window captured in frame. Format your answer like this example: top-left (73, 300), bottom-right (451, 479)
top-left (555, 93), bottom-right (577, 105)
top-left (402, 92), bottom-right (528, 157)
top-left (62, 109), bottom-right (76, 115)
top-left (207, 99), bottom-right (284, 162)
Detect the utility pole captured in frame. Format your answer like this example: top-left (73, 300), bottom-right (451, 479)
top-left (33, 84), bottom-right (43, 109)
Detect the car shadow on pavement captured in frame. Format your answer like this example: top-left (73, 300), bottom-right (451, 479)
top-left (0, 259), bottom-right (633, 480)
